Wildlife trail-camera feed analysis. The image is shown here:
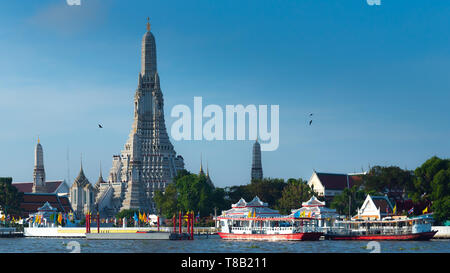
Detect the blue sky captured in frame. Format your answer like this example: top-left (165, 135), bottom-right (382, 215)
top-left (0, 0), bottom-right (449, 188)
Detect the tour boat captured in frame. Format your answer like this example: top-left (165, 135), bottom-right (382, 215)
top-left (216, 197), bottom-right (323, 241)
top-left (324, 214), bottom-right (437, 240)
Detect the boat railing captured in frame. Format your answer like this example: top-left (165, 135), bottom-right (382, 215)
top-left (326, 226), bottom-right (414, 236)
top-left (229, 226), bottom-right (321, 233)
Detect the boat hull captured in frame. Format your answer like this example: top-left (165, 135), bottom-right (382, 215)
top-left (325, 231), bottom-right (437, 241)
top-left (218, 232), bottom-right (323, 241)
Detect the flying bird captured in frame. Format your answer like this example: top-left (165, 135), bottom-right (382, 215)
top-left (98, 124), bottom-right (103, 128)
top-left (309, 120), bottom-right (313, 125)
top-left (309, 113), bottom-right (313, 117)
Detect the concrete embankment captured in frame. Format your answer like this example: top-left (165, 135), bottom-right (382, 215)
top-left (0, 227), bottom-right (23, 237)
top-left (432, 226), bottom-right (450, 239)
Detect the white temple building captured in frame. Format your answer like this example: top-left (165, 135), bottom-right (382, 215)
top-left (353, 194), bottom-right (394, 220)
top-left (95, 19), bottom-right (185, 216)
top-left (69, 163), bottom-right (97, 219)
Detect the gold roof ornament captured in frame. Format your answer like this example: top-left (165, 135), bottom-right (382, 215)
top-left (146, 17), bottom-right (151, 31)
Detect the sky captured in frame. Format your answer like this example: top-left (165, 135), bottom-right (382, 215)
top-left (0, 0), bottom-right (449, 188)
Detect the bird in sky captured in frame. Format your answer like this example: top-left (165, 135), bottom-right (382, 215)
top-left (309, 120), bottom-right (313, 125)
top-left (98, 124), bottom-right (103, 128)
top-left (309, 113), bottom-right (313, 117)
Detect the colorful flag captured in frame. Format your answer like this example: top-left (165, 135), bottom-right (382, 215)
top-left (422, 207), bottom-right (428, 214)
top-left (252, 210), bottom-right (256, 218)
top-left (247, 210), bottom-right (252, 218)
top-left (133, 212), bottom-right (138, 223)
top-left (408, 207), bottom-right (414, 215)
top-left (393, 205), bottom-right (397, 215)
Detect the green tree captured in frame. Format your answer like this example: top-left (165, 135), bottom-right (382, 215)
top-left (247, 178), bottom-right (286, 208)
top-left (330, 186), bottom-right (367, 217)
top-left (276, 178), bottom-right (313, 214)
top-left (115, 208), bottom-right (139, 220)
top-left (363, 166), bottom-right (414, 201)
top-left (0, 177), bottom-right (24, 217)
top-left (154, 183), bottom-right (179, 218)
top-left (412, 156), bottom-right (450, 202)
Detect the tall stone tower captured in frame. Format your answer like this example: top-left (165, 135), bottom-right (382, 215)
top-left (32, 138), bottom-right (46, 193)
top-left (251, 139), bottom-right (263, 181)
top-left (108, 19), bottom-right (185, 213)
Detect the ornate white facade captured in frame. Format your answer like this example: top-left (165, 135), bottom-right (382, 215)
top-left (97, 20), bottom-right (184, 216)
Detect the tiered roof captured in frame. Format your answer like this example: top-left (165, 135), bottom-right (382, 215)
top-left (19, 193), bottom-right (72, 218)
top-left (220, 196), bottom-right (280, 218)
top-left (12, 180), bottom-right (65, 193)
top-left (290, 196), bottom-right (339, 219)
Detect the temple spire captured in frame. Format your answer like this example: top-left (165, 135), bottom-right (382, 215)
top-left (33, 138), bottom-right (46, 192)
top-left (199, 153), bottom-right (205, 175)
top-left (146, 17), bottom-right (151, 31)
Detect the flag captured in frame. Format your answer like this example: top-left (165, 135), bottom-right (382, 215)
top-left (138, 211), bottom-right (143, 222)
top-left (408, 207), bottom-right (414, 215)
top-left (252, 210), bottom-right (256, 218)
top-left (422, 207), bottom-right (428, 214)
top-left (393, 205), bottom-right (397, 215)
top-left (58, 213), bottom-right (62, 225)
top-left (294, 210), bottom-right (301, 218)
top-left (308, 211), bottom-right (311, 218)
top-left (300, 210), bottom-right (305, 218)
top-left (133, 212), bottom-right (138, 223)
top-left (247, 210), bottom-right (252, 218)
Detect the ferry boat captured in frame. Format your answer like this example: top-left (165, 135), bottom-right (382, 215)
top-left (324, 214), bottom-right (437, 240)
top-left (216, 196), bottom-right (323, 241)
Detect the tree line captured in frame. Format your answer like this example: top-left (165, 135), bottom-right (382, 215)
top-left (153, 156), bottom-right (449, 225)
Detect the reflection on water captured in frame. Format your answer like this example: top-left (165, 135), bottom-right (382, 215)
top-left (0, 235), bottom-right (448, 253)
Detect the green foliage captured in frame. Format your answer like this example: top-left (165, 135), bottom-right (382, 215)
top-left (431, 196), bottom-right (450, 225)
top-left (154, 172), bottom-right (231, 219)
top-left (154, 183), bottom-right (179, 218)
top-left (410, 156), bottom-right (450, 224)
top-left (275, 178), bottom-right (313, 214)
top-left (330, 186), bottom-right (368, 216)
top-left (115, 209), bottom-right (139, 220)
top-left (227, 178), bottom-right (287, 208)
top-left (0, 177), bottom-right (23, 216)
top-left (412, 156), bottom-right (450, 201)
top-left (363, 166), bottom-right (414, 200)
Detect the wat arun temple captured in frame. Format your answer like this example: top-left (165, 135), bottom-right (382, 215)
top-left (94, 20), bottom-right (185, 216)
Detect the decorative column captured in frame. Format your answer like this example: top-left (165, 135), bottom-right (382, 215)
top-left (179, 211), bottom-right (182, 235)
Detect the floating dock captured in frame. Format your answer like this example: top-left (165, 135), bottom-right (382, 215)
top-left (85, 232), bottom-right (190, 240)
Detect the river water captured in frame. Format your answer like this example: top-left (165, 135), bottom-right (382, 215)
top-left (0, 235), bottom-right (448, 253)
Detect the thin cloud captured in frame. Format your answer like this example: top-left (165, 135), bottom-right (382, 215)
top-left (27, 0), bottom-right (108, 35)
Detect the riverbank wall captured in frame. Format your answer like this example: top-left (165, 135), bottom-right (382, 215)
top-left (432, 226), bottom-right (450, 239)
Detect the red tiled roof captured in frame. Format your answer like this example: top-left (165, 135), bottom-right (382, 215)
top-left (12, 181), bottom-right (63, 193)
top-left (12, 182), bottom-right (33, 193)
top-left (372, 197), bottom-right (393, 213)
top-left (316, 173), bottom-right (362, 190)
top-left (19, 193), bottom-right (73, 218)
